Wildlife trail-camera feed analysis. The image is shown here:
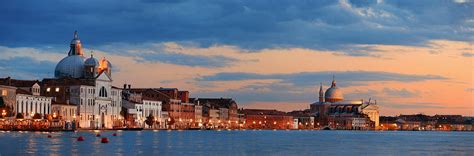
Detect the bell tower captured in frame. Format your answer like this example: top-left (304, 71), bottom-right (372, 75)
top-left (319, 83), bottom-right (324, 103)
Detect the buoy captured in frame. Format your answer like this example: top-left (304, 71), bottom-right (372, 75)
top-left (96, 133), bottom-right (101, 137)
top-left (112, 133), bottom-right (117, 136)
top-left (47, 135), bottom-right (52, 138)
top-left (77, 136), bottom-right (85, 141)
top-left (101, 137), bottom-right (109, 143)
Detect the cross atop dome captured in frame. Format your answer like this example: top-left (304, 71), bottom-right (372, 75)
top-left (331, 75), bottom-right (336, 88)
top-left (74, 30), bottom-right (79, 39)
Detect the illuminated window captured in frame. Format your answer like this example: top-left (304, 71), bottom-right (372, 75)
top-left (1, 90), bottom-right (7, 96)
top-left (46, 88), bottom-right (51, 92)
top-left (55, 88), bottom-right (60, 92)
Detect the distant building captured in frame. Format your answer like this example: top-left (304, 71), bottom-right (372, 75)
top-left (190, 98), bottom-right (238, 128)
top-left (241, 109), bottom-right (294, 129)
top-left (379, 114), bottom-right (473, 131)
top-left (287, 110), bottom-right (315, 129)
top-left (0, 78), bottom-right (52, 118)
top-left (310, 77), bottom-right (379, 130)
top-left (122, 85), bottom-right (163, 128)
top-left (0, 84), bottom-right (17, 117)
top-left (128, 87), bottom-right (190, 129)
top-left (16, 88), bottom-right (52, 118)
top-left (51, 102), bottom-right (77, 122)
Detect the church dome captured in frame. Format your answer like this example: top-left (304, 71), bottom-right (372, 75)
top-left (324, 77), bottom-right (344, 103)
top-left (54, 55), bottom-right (85, 78)
top-left (325, 87), bottom-right (344, 102)
top-left (84, 54), bottom-right (99, 67)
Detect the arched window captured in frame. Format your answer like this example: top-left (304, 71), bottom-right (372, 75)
top-left (99, 86), bottom-right (107, 97)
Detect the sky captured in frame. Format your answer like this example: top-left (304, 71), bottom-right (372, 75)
top-left (0, 0), bottom-right (472, 116)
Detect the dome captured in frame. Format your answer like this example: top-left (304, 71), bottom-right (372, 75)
top-left (54, 55), bottom-right (85, 78)
top-left (84, 55), bottom-right (99, 66)
top-left (325, 87), bottom-right (344, 102)
top-left (324, 76), bottom-right (344, 103)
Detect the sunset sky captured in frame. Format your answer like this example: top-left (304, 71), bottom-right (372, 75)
top-left (0, 0), bottom-right (472, 115)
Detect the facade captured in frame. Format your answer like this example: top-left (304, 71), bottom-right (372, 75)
top-left (143, 100), bottom-right (163, 128)
top-left (128, 87), bottom-right (192, 129)
top-left (190, 98), bottom-right (239, 128)
top-left (241, 109), bottom-right (294, 129)
top-left (194, 104), bottom-right (203, 127)
top-left (287, 110), bottom-right (315, 129)
top-left (42, 31), bottom-right (122, 129)
top-left (0, 79), bottom-right (52, 118)
top-left (51, 103), bottom-right (77, 122)
top-left (0, 84), bottom-right (17, 117)
top-left (310, 77), bottom-right (379, 130)
top-left (15, 88), bottom-right (52, 118)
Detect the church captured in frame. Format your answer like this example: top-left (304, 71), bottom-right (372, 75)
top-left (42, 31), bottom-right (122, 129)
top-left (310, 77), bottom-right (379, 130)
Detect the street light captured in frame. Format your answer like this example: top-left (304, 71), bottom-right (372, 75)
top-left (1, 110), bottom-right (6, 118)
top-left (53, 113), bottom-right (57, 119)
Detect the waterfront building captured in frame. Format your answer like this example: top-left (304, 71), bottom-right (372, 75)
top-left (310, 77), bottom-right (379, 129)
top-left (0, 84), bottom-right (17, 117)
top-left (15, 88), bottom-right (52, 118)
top-left (0, 78), bottom-right (52, 118)
top-left (287, 110), bottom-right (315, 129)
top-left (51, 102), bottom-right (77, 130)
top-left (42, 31), bottom-right (122, 129)
top-left (122, 88), bottom-right (144, 127)
top-left (241, 109), bottom-right (294, 129)
top-left (190, 98), bottom-right (239, 128)
top-left (142, 100), bottom-right (163, 128)
top-left (51, 102), bottom-right (77, 122)
top-left (379, 116), bottom-right (399, 130)
top-left (122, 85), bottom-right (164, 128)
top-left (208, 108), bottom-right (220, 128)
top-left (129, 87), bottom-right (192, 129)
top-left (194, 104), bottom-right (203, 127)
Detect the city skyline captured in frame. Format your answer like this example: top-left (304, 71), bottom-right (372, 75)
top-left (0, 0), bottom-right (473, 116)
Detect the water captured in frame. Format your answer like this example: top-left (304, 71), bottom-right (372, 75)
top-left (0, 130), bottom-right (472, 156)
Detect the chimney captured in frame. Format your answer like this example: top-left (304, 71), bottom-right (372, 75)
top-left (123, 84), bottom-right (127, 89)
top-left (128, 84), bottom-right (131, 89)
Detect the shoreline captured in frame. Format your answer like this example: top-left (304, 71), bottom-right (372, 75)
top-left (1, 129), bottom-right (472, 132)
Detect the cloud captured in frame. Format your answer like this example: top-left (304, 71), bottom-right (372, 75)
top-left (462, 52), bottom-right (474, 57)
top-left (95, 42), bottom-right (239, 67)
top-left (0, 0), bottom-right (471, 54)
top-left (382, 88), bottom-right (421, 98)
top-left (466, 88), bottom-right (474, 92)
top-left (387, 102), bottom-right (445, 109)
top-left (197, 71), bottom-right (448, 87)
top-left (0, 57), bottom-right (56, 79)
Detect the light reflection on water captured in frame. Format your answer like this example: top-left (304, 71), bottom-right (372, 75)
top-left (0, 131), bottom-right (473, 155)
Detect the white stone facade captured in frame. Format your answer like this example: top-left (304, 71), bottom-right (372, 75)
top-left (142, 100), bottom-right (163, 128)
top-left (16, 94), bottom-right (52, 118)
top-left (69, 73), bottom-right (122, 129)
top-left (51, 104), bottom-right (77, 122)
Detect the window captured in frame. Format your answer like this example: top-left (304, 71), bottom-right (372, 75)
top-left (46, 88), bottom-right (51, 92)
top-left (1, 90), bottom-right (6, 96)
top-left (99, 86), bottom-right (108, 97)
top-left (55, 88), bottom-right (60, 92)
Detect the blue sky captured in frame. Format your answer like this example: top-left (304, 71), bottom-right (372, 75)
top-left (0, 0), bottom-right (472, 115)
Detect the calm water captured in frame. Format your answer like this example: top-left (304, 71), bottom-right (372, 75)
top-left (0, 130), bottom-right (472, 156)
